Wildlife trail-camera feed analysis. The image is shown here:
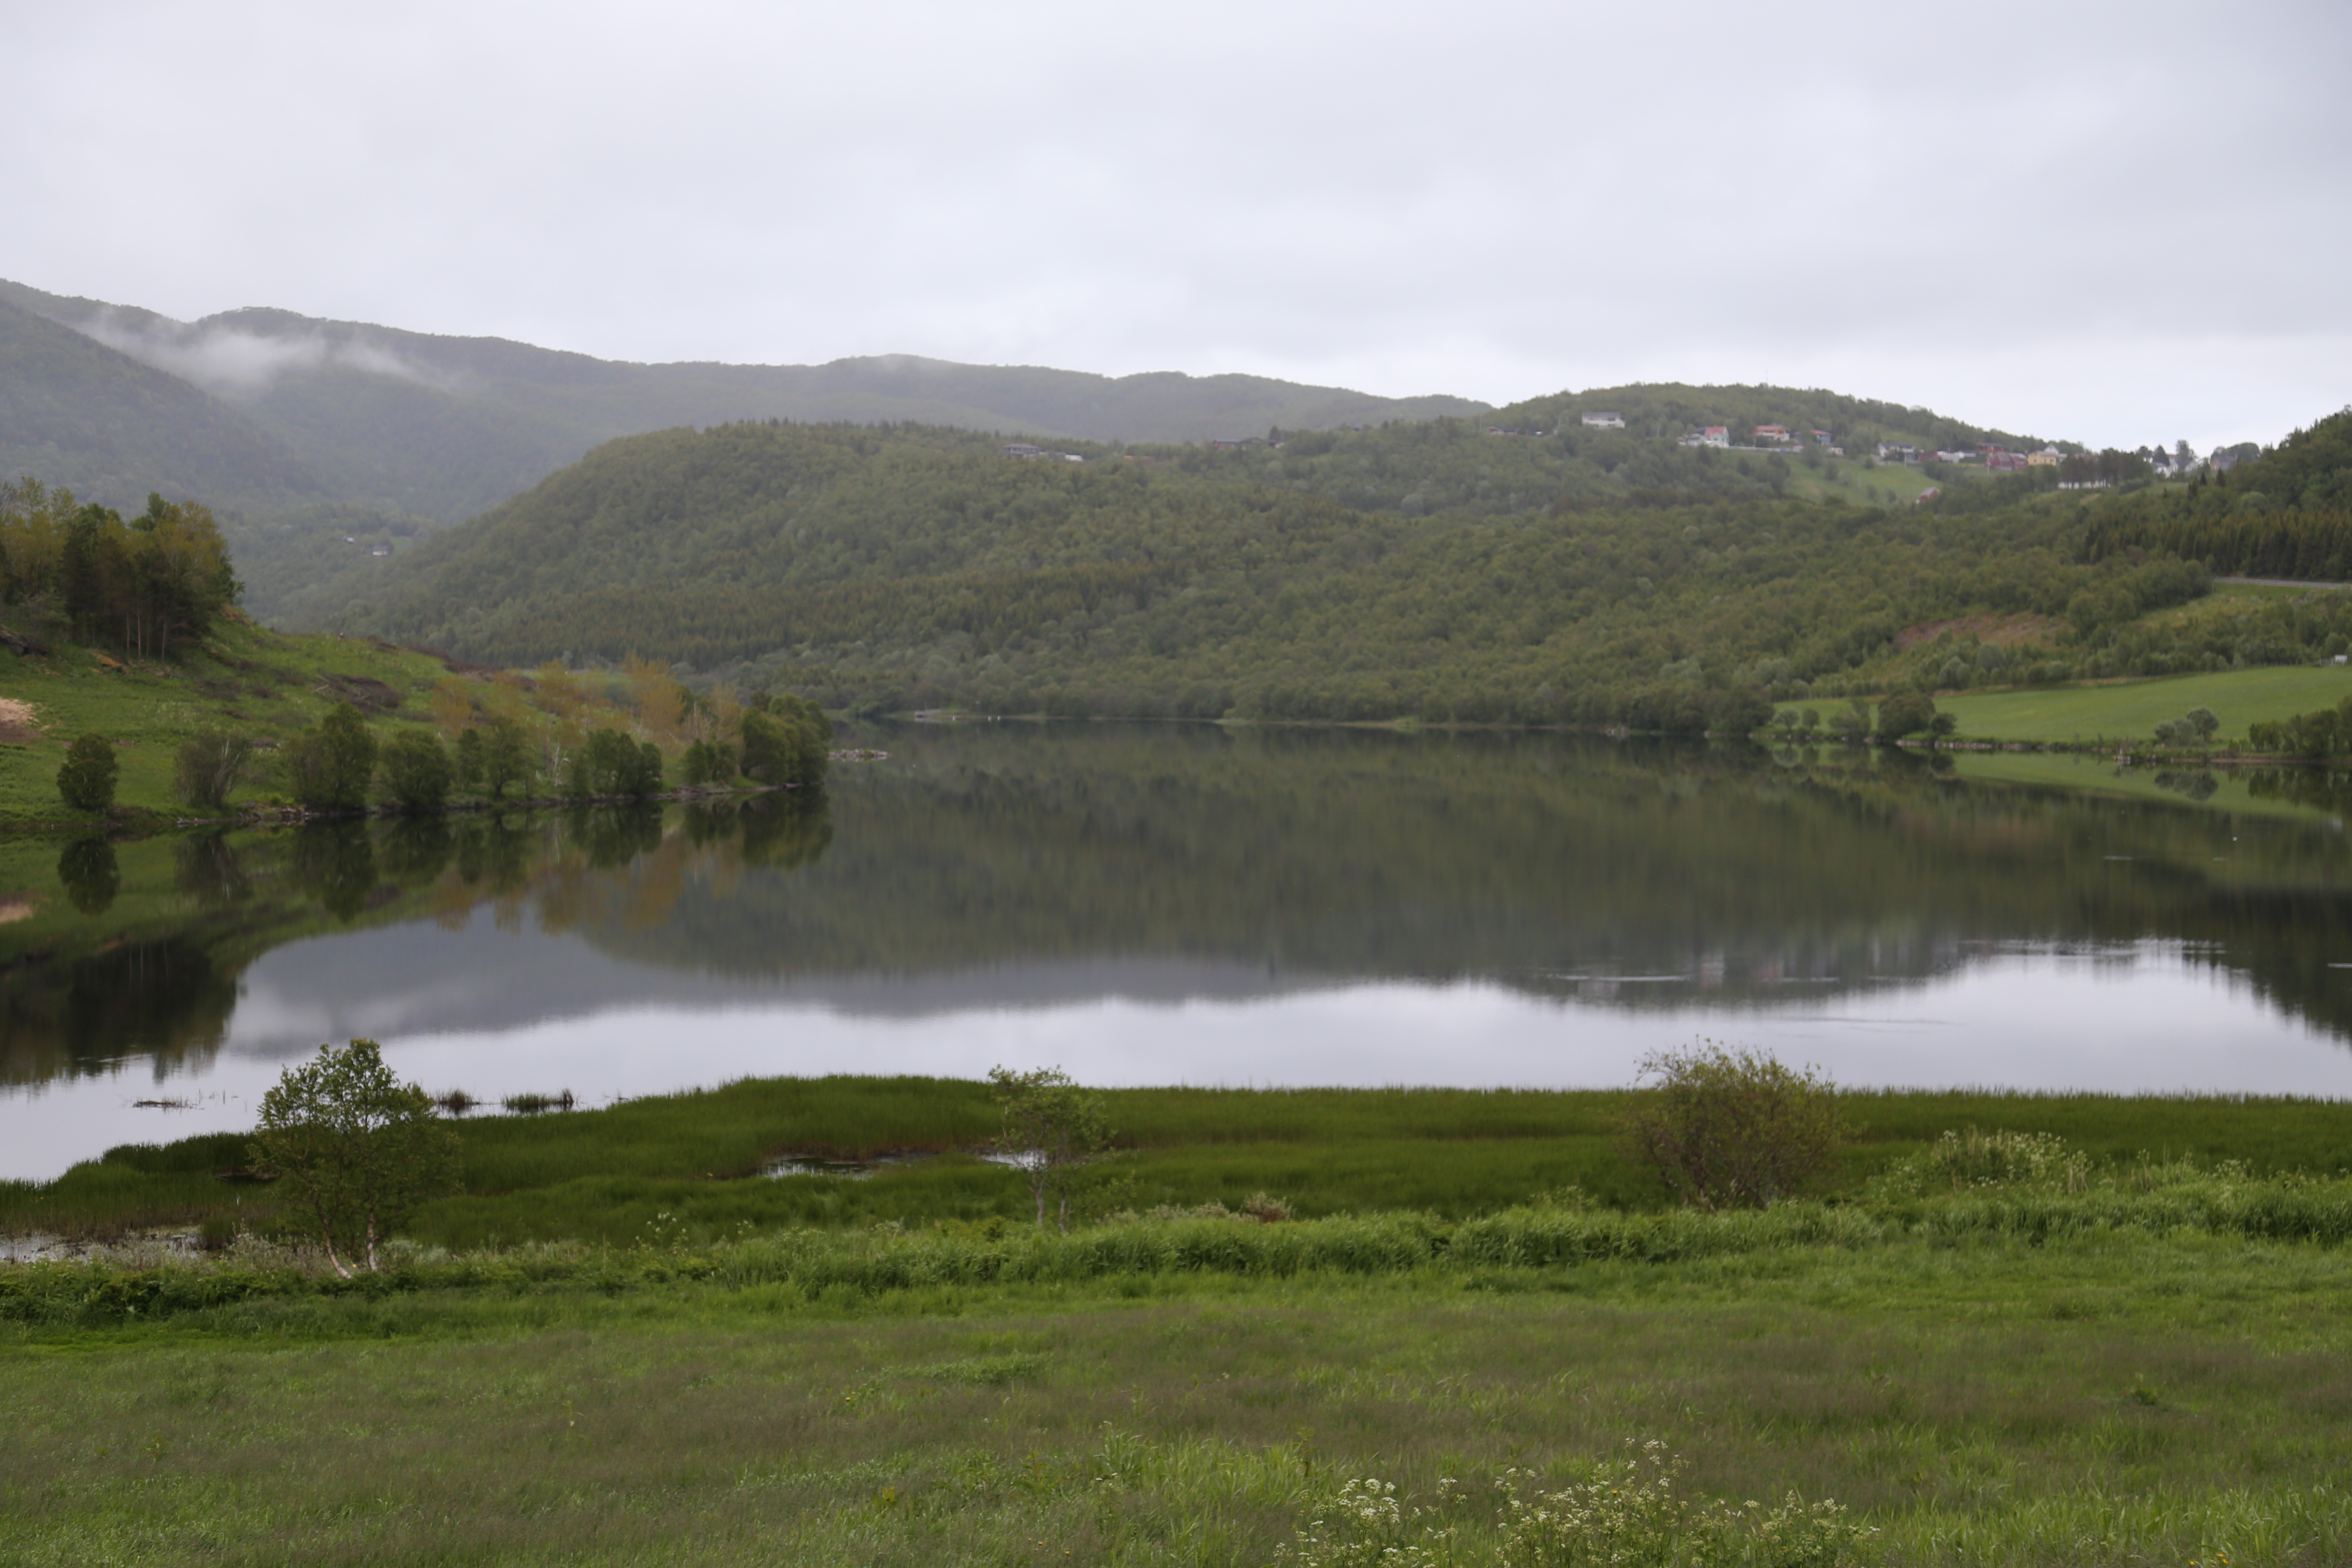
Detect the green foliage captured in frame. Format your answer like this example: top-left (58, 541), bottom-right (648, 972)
top-left (54, 732), bottom-right (116, 813)
top-left (282, 703), bottom-right (377, 810)
top-left (989, 1065), bottom-right (1114, 1232)
top-left (680, 737), bottom-right (733, 787)
top-left (0, 480), bottom-right (240, 659)
top-left (249, 1038), bottom-right (461, 1275)
top-left (567, 726), bottom-right (662, 798)
top-left (739, 708), bottom-right (825, 787)
top-left (451, 726), bottom-right (483, 792)
top-left (172, 728), bottom-right (253, 810)
top-left (1873, 689), bottom-right (1936, 741)
top-left (478, 713), bottom-right (534, 801)
top-left (2080, 409), bottom-right (2352, 580)
top-left (1621, 1044), bottom-right (1848, 1211)
top-left (2246, 695), bottom-right (2352, 756)
top-left (377, 728), bottom-right (452, 812)
top-left (2151, 704), bottom-right (2220, 747)
top-left (316, 420), bottom-right (2162, 727)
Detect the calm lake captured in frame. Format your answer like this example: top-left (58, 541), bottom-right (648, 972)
top-left (6, 723), bottom-right (2352, 1180)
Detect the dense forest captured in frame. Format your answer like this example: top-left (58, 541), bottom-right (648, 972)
top-left (2081, 408), bottom-right (2352, 579)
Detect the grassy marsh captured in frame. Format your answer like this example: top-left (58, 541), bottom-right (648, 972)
top-left (11, 1078), bottom-right (2352, 1246)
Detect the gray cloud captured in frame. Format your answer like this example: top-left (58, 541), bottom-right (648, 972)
top-left (7, 0), bottom-right (2347, 448)
top-left (71, 309), bottom-right (449, 396)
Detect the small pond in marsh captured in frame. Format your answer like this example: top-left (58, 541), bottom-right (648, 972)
top-left (6, 723), bottom-right (2352, 1179)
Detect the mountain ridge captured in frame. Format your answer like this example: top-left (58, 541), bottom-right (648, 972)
top-left (0, 278), bottom-right (1492, 523)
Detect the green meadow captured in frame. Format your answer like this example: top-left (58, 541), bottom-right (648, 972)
top-left (1931, 667), bottom-right (2352, 746)
top-left (5, 1078), bottom-right (2352, 1562)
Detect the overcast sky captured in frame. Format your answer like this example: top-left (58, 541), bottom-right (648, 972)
top-left (7, 0), bottom-right (2346, 450)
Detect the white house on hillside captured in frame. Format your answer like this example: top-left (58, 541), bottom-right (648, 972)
top-left (1580, 411), bottom-right (1626, 429)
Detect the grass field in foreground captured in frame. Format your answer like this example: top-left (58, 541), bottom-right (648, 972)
top-left (1914, 666), bottom-right (2352, 745)
top-left (2, 1229), bottom-right (2347, 1567)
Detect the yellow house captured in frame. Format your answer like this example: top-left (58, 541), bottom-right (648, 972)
top-left (2026, 448), bottom-right (2063, 467)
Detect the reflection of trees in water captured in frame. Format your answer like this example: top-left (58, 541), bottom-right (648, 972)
top-left (56, 839), bottom-right (119, 915)
top-left (739, 794), bottom-right (833, 869)
top-left (25, 728), bottom-right (2352, 1088)
top-left (579, 729), bottom-right (2352, 1049)
top-left (569, 803), bottom-right (666, 870)
top-left (292, 824), bottom-right (379, 922)
top-left (2155, 770), bottom-right (2220, 802)
top-left (0, 939), bottom-right (235, 1087)
top-left (2245, 767), bottom-right (2352, 816)
top-left (2, 796), bottom-right (828, 1090)
top-left (378, 818), bottom-right (454, 884)
top-left (451, 816), bottom-right (534, 897)
top-left (175, 834), bottom-right (251, 907)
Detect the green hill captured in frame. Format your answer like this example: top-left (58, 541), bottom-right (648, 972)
top-left (318, 418), bottom-right (2225, 725)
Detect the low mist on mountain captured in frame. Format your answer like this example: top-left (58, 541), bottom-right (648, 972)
top-left (0, 278), bottom-right (1487, 527)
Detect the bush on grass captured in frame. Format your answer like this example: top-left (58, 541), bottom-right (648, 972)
top-left (173, 728), bottom-right (254, 810)
top-left (55, 732), bottom-right (116, 813)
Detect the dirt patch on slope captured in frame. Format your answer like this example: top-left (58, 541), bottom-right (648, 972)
top-left (0, 698), bottom-right (42, 744)
top-left (1896, 612), bottom-right (2064, 652)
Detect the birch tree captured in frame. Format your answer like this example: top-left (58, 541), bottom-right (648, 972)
top-left (251, 1039), bottom-right (461, 1275)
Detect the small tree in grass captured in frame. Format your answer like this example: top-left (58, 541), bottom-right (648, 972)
top-left (174, 728), bottom-right (254, 810)
top-left (56, 733), bottom-right (117, 813)
top-left (989, 1064), bottom-right (1113, 1232)
top-left (1621, 1041), bottom-right (1847, 1210)
top-left (251, 1038), bottom-right (461, 1276)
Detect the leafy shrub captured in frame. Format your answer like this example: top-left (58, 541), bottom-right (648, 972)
top-left (1620, 1042), bottom-right (1847, 1210)
top-left (55, 733), bottom-right (116, 813)
top-left (173, 729), bottom-right (254, 810)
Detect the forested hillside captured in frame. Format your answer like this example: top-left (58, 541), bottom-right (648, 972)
top-left (2083, 407), bottom-right (2352, 579)
top-left (0, 297), bottom-right (326, 515)
top-left (311, 418), bottom-right (2272, 726)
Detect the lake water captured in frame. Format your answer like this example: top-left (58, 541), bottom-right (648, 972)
top-left (6, 723), bottom-right (2352, 1180)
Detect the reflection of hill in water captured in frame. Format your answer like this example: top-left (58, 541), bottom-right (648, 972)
top-left (582, 727), bottom-right (2352, 1038)
top-left (9, 726), bottom-right (2352, 1090)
